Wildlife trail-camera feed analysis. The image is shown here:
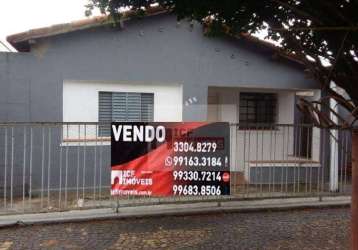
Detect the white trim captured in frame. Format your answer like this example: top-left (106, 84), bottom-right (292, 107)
top-left (62, 81), bottom-right (183, 144)
top-left (63, 80), bottom-right (183, 123)
top-left (329, 81), bottom-right (339, 192)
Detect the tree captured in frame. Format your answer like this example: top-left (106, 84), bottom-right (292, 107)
top-left (87, 0), bottom-right (358, 247)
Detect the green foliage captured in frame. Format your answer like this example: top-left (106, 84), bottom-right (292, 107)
top-left (88, 0), bottom-right (358, 121)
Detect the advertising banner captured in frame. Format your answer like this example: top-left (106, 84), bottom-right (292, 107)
top-left (111, 122), bottom-right (230, 196)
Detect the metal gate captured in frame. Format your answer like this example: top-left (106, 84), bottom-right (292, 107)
top-left (0, 122), bottom-right (352, 215)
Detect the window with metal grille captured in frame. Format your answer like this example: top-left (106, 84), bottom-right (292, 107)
top-left (98, 92), bottom-right (154, 136)
top-left (239, 92), bottom-right (277, 129)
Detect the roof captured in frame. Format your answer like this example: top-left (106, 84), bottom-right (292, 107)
top-left (6, 6), bottom-right (168, 51)
top-left (6, 6), bottom-right (303, 65)
top-left (239, 33), bottom-right (303, 65)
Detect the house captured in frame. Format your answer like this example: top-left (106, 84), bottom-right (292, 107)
top-left (1, 8), bottom-right (341, 196)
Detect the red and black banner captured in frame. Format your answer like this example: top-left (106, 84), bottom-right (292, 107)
top-left (111, 122), bottom-right (230, 196)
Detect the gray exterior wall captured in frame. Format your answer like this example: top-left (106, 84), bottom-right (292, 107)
top-left (0, 14), bottom-right (318, 123)
top-left (0, 14), bottom-right (321, 194)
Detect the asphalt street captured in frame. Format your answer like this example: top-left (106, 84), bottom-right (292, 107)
top-left (0, 207), bottom-right (350, 250)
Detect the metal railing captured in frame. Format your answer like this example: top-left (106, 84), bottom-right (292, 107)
top-left (0, 122), bottom-right (352, 215)
top-left (229, 123), bottom-right (352, 198)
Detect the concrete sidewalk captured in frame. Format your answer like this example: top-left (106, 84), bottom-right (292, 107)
top-left (0, 196), bottom-right (350, 228)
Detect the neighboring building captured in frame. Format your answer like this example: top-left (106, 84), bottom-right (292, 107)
top-left (1, 10), bottom-right (336, 194)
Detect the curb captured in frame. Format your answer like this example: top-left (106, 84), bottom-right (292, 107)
top-left (0, 196), bottom-right (351, 229)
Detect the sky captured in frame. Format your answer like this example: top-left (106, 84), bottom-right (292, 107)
top-left (0, 0), bottom-right (92, 51)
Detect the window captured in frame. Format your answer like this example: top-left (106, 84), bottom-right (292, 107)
top-left (239, 92), bottom-right (277, 128)
top-left (98, 92), bottom-right (154, 136)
